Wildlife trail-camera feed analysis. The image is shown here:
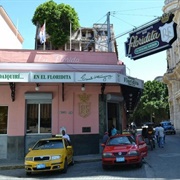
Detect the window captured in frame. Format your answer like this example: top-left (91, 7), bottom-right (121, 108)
top-left (0, 106), bottom-right (8, 134)
top-left (25, 93), bottom-right (52, 134)
top-left (82, 32), bottom-right (86, 37)
top-left (26, 103), bottom-right (51, 134)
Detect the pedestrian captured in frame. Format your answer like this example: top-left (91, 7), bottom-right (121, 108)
top-left (111, 124), bottom-right (117, 136)
top-left (62, 129), bottom-right (71, 142)
top-left (154, 124), bottom-right (159, 144)
top-left (102, 131), bottom-right (109, 144)
top-left (158, 124), bottom-right (165, 148)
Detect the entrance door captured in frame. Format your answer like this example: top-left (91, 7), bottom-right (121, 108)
top-left (107, 102), bottom-right (122, 134)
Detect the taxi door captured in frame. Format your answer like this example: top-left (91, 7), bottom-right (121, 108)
top-left (64, 139), bottom-right (73, 164)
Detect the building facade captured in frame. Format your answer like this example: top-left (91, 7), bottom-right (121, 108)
top-left (163, 0), bottom-right (180, 131)
top-left (0, 50), bottom-right (144, 160)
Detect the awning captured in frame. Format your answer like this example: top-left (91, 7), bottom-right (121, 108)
top-left (121, 85), bottom-right (143, 113)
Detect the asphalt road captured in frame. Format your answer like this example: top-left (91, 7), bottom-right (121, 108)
top-left (0, 133), bottom-right (180, 180)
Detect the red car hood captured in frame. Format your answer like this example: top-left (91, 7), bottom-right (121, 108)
top-left (103, 144), bottom-right (137, 153)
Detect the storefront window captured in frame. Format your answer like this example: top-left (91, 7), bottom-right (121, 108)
top-left (27, 103), bottom-right (51, 134)
top-left (0, 106), bottom-right (8, 134)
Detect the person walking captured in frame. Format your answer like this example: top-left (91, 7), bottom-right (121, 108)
top-left (158, 124), bottom-right (165, 148)
top-left (155, 125), bottom-right (159, 144)
top-left (102, 131), bottom-right (109, 144)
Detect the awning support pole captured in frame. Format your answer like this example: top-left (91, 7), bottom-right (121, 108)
top-left (101, 83), bottom-right (106, 100)
top-left (9, 82), bottom-right (15, 102)
top-left (62, 83), bottom-right (64, 101)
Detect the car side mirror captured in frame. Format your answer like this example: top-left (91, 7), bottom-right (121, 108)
top-left (67, 146), bottom-right (72, 149)
top-left (28, 148), bottom-right (32, 151)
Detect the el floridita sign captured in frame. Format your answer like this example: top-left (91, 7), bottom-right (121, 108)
top-left (125, 13), bottom-right (177, 60)
top-left (0, 72), bottom-right (144, 89)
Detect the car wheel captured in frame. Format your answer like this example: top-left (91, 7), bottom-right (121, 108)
top-left (136, 159), bottom-right (143, 168)
top-left (62, 159), bottom-right (68, 173)
top-left (70, 157), bottom-right (75, 166)
top-left (26, 172), bottom-right (31, 176)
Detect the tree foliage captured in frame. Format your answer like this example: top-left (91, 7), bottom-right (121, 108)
top-left (32, 0), bottom-right (80, 49)
top-left (132, 80), bottom-right (169, 125)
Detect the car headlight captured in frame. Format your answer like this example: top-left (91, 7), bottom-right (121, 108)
top-left (127, 150), bottom-right (139, 155)
top-left (51, 155), bottom-right (61, 160)
top-left (25, 157), bottom-right (33, 161)
top-left (102, 152), bottom-right (114, 157)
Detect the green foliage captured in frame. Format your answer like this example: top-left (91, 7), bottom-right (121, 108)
top-left (32, 0), bottom-right (80, 48)
top-left (133, 80), bottom-right (169, 125)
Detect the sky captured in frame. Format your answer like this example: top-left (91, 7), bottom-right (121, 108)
top-left (0, 0), bottom-right (168, 82)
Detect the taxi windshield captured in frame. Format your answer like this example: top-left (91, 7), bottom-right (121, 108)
top-left (33, 140), bottom-right (64, 150)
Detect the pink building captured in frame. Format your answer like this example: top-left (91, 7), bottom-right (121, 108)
top-left (0, 49), bottom-right (144, 160)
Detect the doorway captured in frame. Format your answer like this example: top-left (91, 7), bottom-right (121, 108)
top-left (107, 102), bottom-right (122, 134)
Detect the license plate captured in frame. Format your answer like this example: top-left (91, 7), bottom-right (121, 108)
top-left (116, 157), bottom-right (125, 162)
top-left (37, 164), bottom-right (46, 169)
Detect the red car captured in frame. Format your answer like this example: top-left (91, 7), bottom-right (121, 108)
top-left (101, 134), bottom-right (148, 169)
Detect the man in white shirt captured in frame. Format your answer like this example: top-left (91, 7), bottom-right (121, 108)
top-left (62, 129), bottom-right (70, 142)
top-left (158, 124), bottom-right (165, 148)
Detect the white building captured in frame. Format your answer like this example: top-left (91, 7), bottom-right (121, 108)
top-left (36, 23), bottom-right (116, 53)
top-left (0, 6), bottom-right (23, 49)
top-left (163, 0), bottom-right (180, 131)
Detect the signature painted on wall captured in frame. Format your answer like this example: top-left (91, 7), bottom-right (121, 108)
top-left (79, 74), bottom-right (113, 82)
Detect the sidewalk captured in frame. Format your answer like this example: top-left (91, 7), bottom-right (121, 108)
top-left (0, 154), bottom-right (102, 170)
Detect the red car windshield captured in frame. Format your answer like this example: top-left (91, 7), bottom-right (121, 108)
top-left (107, 136), bottom-right (135, 146)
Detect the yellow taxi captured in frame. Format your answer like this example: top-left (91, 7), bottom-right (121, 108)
top-left (24, 135), bottom-right (74, 175)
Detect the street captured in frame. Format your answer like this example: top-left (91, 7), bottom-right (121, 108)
top-left (0, 133), bottom-right (180, 180)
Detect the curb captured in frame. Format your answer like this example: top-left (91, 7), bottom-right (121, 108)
top-left (0, 165), bottom-right (24, 170)
top-left (0, 158), bottom-right (101, 170)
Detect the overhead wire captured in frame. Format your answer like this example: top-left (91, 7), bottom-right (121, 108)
top-left (114, 6), bottom-right (162, 13)
top-left (84, 6), bottom-right (163, 50)
top-left (110, 14), bottom-right (137, 29)
top-left (113, 16), bottom-right (160, 40)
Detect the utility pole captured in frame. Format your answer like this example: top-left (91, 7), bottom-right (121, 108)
top-left (107, 11), bottom-right (112, 52)
top-left (70, 22), bottom-right (72, 51)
